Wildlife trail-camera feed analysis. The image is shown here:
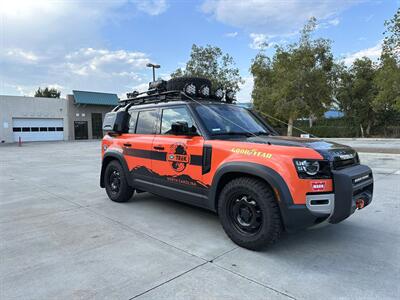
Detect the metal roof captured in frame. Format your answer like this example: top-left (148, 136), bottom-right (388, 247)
top-left (72, 90), bottom-right (119, 106)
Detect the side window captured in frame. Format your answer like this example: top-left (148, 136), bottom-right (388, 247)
top-left (161, 107), bottom-right (194, 134)
top-left (128, 110), bottom-right (138, 133)
top-left (136, 110), bottom-right (158, 134)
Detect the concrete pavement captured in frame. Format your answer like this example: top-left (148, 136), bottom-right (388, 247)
top-left (1, 141), bottom-right (399, 299)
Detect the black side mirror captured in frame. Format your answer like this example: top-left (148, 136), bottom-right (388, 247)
top-left (171, 121), bottom-right (189, 135)
top-left (103, 111), bottom-right (129, 134)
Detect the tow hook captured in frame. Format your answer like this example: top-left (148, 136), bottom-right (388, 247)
top-left (356, 198), bottom-right (365, 209)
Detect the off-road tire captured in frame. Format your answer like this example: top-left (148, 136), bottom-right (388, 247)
top-left (218, 177), bottom-right (282, 250)
top-left (104, 160), bottom-right (134, 203)
top-left (167, 77), bottom-right (212, 92)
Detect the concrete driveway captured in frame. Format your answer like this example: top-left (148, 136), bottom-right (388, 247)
top-left (1, 141), bottom-right (399, 299)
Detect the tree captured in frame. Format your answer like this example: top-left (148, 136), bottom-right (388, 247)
top-left (35, 87), bottom-right (61, 98)
top-left (382, 7), bottom-right (399, 62)
top-left (336, 58), bottom-right (377, 137)
top-left (373, 8), bottom-right (400, 129)
top-left (171, 44), bottom-right (243, 94)
top-left (251, 18), bottom-right (335, 136)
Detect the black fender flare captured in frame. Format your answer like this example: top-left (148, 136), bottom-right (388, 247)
top-left (100, 151), bottom-right (131, 188)
top-left (209, 162), bottom-right (298, 229)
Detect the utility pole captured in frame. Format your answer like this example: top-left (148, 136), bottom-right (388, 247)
top-left (146, 63), bottom-right (160, 81)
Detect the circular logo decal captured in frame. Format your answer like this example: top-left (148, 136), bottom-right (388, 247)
top-left (167, 143), bottom-right (189, 172)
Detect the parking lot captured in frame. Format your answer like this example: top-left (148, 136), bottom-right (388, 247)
top-left (1, 140), bottom-right (399, 299)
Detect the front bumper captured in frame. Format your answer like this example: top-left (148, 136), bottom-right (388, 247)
top-left (282, 164), bottom-right (373, 232)
top-left (329, 164), bottom-right (373, 223)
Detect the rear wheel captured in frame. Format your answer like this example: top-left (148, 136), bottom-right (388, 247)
top-left (218, 177), bottom-right (282, 250)
top-left (104, 160), bottom-right (134, 202)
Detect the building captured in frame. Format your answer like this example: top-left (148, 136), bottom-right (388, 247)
top-left (0, 91), bottom-right (118, 143)
top-left (67, 91), bottom-right (118, 140)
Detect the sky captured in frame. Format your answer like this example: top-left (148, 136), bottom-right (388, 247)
top-left (0, 0), bottom-right (399, 102)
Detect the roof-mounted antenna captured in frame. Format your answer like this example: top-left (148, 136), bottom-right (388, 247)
top-left (146, 63), bottom-right (160, 82)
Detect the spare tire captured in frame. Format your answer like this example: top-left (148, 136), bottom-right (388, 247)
top-left (166, 77), bottom-right (212, 93)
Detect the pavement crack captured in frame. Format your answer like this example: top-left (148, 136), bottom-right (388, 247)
top-left (129, 262), bottom-right (208, 299)
top-left (214, 263), bottom-right (297, 300)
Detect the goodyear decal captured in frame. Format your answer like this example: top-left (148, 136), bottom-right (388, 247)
top-left (231, 148), bottom-right (272, 159)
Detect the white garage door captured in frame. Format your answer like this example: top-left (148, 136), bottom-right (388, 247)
top-left (12, 118), bottom-right (64, 142)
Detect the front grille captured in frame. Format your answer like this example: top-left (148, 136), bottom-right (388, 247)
top-left (332, 153), bottom-right (359, 170)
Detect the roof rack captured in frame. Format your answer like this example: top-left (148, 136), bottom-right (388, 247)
top-left (119, 77), bottom-right (236, 108)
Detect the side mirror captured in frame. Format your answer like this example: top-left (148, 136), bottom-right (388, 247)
top-left (103, 111), bottom-right (129, 134)
top-left (171, 121), bottom-right (198, 136)
top-left (171, 121), bottom-right (189, 135)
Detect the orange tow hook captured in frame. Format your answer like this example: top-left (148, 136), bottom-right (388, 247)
top-left (356, 199), bottom-right (365, 209)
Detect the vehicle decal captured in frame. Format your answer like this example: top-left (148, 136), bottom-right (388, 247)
top-left (231, 147), bottom-right (272, 159)
top-left (167, 143), bottom-right (189, 172)
top-left (123, 147), bottom-right (202, 166)
top-left (311, 181), bottom-right (326, 191)
top-left (130, 165), bottom-right (210, 189)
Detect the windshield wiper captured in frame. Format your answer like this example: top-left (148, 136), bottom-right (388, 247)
top-left (211, 132), bottom-right (253, 137)
top-left (252, 131), bottom-right (271, 136)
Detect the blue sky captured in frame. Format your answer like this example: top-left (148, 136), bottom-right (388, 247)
top-left (1, 0), bottom-right (398, 102)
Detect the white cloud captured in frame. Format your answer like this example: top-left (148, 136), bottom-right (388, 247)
top-left (225, 32), bottom-right (238, 38)
top-left (328, 18), bottom-right (340, 26)
top-left (249, 33), bottom-right (269, 50)
top-left (236, 76), bottom-right (254, 103)
top-left (0, 0), bottom-right (168, 96)
top-left (202, 0), bottom-right (358, 34)
top-left (1, 47), bottom-right (152, 96)
top-left (5, 49), bottom-right (40, 63)
top-left (133, 0), bottom-right (168, 16)
top-left (343, 41), bottom-right (382, 65)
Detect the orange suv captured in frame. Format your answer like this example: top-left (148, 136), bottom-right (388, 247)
top-left (100, 77), bottom-right (373, 250)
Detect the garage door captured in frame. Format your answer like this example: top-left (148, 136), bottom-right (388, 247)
top-left (12, 118), bottom-right (64, 142)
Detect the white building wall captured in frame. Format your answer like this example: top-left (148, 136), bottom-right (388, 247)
top-left (0, 95), bottom-right (68, 143)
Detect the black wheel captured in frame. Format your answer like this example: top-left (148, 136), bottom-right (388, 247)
top-left (218, 177), bottom-right (282, 250)
top-left (104, 160), bottom-right (134, 202)
top-left (167, 77), bottom-right (211, 92)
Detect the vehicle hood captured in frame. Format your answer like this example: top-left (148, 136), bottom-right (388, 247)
top-left (245, 135), bottom-right (357, 161)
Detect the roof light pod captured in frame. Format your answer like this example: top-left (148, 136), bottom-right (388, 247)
top-left (183, 83), bottom-right (196, 96)
top-left (199, 85), bottom-right (210, 97)
top-left (214, 88), bottom-right (224, 100)
top-left (225, 90), bottom-right (236, 103)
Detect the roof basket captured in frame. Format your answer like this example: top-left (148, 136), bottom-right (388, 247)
top-left (120, 76), bottom-right (236, 106)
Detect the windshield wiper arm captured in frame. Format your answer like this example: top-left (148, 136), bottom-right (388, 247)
top-left (252, 131), bottom-right (271, 136)
top-left (211, 132), bottom-right (253, 137)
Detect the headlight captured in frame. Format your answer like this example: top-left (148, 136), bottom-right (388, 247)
top-left (293, 159), bottom-right (331, 178)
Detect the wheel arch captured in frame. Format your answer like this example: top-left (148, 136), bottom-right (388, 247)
top-left (100, 151), bottom-right (131, 188)
top-left (209, 162), bottom-right (294, 215)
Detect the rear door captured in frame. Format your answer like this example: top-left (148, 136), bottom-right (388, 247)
top-left (121, 108), bottom-right (159, 184)
top-left (151, 105), bottom-right (207, 195)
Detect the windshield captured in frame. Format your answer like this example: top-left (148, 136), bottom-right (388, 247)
top-left (195, 104), bottom-right (270, 136)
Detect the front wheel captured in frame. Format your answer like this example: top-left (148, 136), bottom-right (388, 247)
top-left (104, 160), bottom-right (134, 202)
top-left (218, 177), bottom-right (282, 250)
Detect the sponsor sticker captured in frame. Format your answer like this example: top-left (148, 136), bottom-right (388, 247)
top-left (311, 181), bottom-right (325, 191)
top-left (231, 148), bottom-right (272, 159)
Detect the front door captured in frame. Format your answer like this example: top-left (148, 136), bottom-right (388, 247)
top-left (151, 106), bottom-right (207, 195)
top-left (74, 121), bottom-right (88, 140)
top-left (91, 113), bottom-right (103, 139)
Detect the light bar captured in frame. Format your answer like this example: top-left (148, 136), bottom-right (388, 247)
top-left (184, 83), bottom-right (196, 95)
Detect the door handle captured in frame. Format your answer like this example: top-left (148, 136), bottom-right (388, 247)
top-left (123, 143), bottom-right (132, 147)
top-left (153, 145), bottom-right (165, 151)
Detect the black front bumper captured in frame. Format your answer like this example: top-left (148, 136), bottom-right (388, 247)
top-left (329, 164), bottom-right (373, 224)
top-left (281, 164), bottom-right (373, 232)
